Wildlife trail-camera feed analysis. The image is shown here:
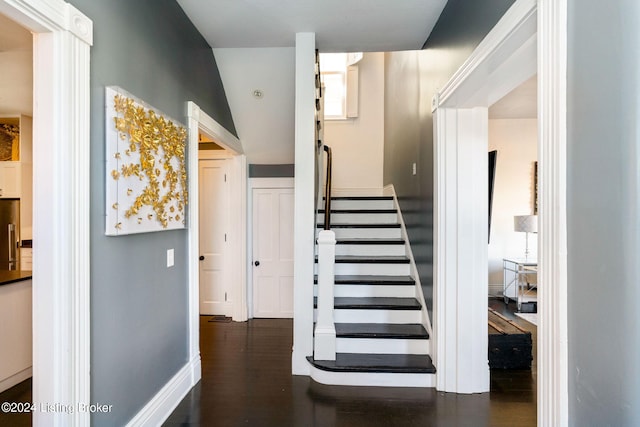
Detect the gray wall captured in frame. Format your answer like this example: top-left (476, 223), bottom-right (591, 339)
top-left (67, 0), bottom-right (236, 425)
top-left (567, 0), bottom-right (640, 425)
top-left (249, 164), bottom-right (295, 178)
top-left (383, 0), bottom-right (515, 314)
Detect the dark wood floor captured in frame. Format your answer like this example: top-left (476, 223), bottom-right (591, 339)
top-left (165, 298), bottom-right (536, 427)
top-left (0, 378), bottom-right (31, 427)
top-left (0, 298), bottom-right (535, 426)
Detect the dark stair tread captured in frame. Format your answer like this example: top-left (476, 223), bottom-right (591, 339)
top-left (335, 323), bottom-right (429, 339)
top-left (323, 196), bottom-right (393, 201)
top-left (318, 209), bottom-right (397, 214)
top-left (314, 275), bottom-right (415, 285)
top-left (307, 353), bottom-right (435, 374)
top-left (314, 297), bottom-right (422, 310)
top-left (335, 238), bottom-right (405, 245)
top-left (315, 255), bottom-right (410, 264)
top-left (317, 223), bottom-right (401, 228)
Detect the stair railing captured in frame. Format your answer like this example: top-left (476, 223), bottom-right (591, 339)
top-left (323, 144), bottom-right (332, 230)
top-left (315, 145), bottom-right (336, 361)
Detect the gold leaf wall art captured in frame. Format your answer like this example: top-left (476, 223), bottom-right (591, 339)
top-left (105, 86), bottom-right (188, 235)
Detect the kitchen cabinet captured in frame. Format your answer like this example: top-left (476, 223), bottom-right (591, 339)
top-left (0, 162), bottom-right (21, 198)
top-left (0, 278), bottom-right (32, 393)
top-left (20, 247), bottom-right (32, 271)
top-left (0, 115), bottom-right (32, 240)
top-left (0, 115), bottom-right (31, 200)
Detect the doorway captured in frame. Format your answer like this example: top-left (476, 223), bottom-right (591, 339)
top-left (251, 185), bottom-right (294, 318)
top-left (432, 0), bottom-right (567, 424)
top-left (0, 1), bottom-right (92, 426)
top-left (186, 102), bottom-right (247, 381)
top-left (198, 152), bottom-right (232, 316)
top-left (0, 13), bottom-right (33, 402)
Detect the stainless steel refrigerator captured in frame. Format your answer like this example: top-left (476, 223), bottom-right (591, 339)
top-left (0, 199), bottom-right (20, 270)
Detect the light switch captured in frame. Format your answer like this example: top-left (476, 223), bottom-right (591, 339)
top-left (167, 248), bottom-right (174, 267)
top-left (412, 163), bottom-right (417, 175)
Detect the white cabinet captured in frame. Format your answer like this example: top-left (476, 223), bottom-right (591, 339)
top-left (0, 115), bottom-right (31, 200)
top-left (20, 247), bottom-right (32, 271)
top-left (0, 162), bottom-right (22, 198)
top-left (0, 115), bottom-right (32, 240)
top-left (0, 279), bottom-right (32, 392)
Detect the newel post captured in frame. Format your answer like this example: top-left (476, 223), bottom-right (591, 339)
top-left (314, 229), bottom-right (336, 360)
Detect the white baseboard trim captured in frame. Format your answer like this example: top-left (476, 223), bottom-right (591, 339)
top-left (126, 356), bottom-right (201, 427)
top-left (385, 184), bottom-right (434, 339)
top-left (489, 284), bottom-right (503, 297)
top-left (0, 367), bottom-right (32, 394)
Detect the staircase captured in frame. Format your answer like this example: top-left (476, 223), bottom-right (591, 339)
top-left (308, 195), bottom-right (436, 387)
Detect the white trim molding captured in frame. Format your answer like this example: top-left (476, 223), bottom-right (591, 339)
top-left (186, 102), bottom-right (248, 381)
top-left (537, 0), bottom-right (569, 425)
top-left (125, 356), bottom-right (201, 427)
top-left (385, 184), bottom-right (433, 339)
top-left (0, 1), bottom-right (93, 426)
top-left (187, 102), bottom-right (243, 154)
top-left (431, 0), bottom-right (569, 421)
top-left (433, 107), bottom-right (490, 393)
top-left (434, 0), bottom-right (537, 111)
top-left (247, 177), bottom-right (294, 319)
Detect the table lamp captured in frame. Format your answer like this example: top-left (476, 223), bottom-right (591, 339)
top-left (514, 215), bottom-right (537, 259)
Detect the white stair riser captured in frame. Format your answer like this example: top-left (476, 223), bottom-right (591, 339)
top-left (314, 284), bottom-right (416, 298)
top-left (309, 368), bottom-right (436, 388)
top-left (329, 228), bottom-right (402, 239)
top-left (336, 338), bottom-right (430, 355)
top-left (315, 309), bottom-right (421, 324)
top-left (318, 212), bottom-right (397, 224)
top-left (328, 199), bottom-right (394, 210)
top-left (334, 244), bottom-right (406, 257)
top-left (320, 263), bottom-right (410, 276)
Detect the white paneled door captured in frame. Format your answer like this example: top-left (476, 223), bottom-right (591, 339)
top-left (199, 159), bottom-right (232, 316)
top-left (252, 188), bottom-right (294, 318)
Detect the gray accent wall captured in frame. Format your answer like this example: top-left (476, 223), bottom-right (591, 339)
top-left (383, 0), bottom-right (515, 315)
top-left (249, 164), bottom-right (295, 178)
top-left (567, 0), bottom-right (640, 425)
top-left (67, 0), bottom-right (236, 425)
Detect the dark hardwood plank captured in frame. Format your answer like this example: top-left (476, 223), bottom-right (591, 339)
top-left (317, 223), bottom-right (401, 228)
top-left (334, 297), bottom-right (421, 310)
top-left (164, 315), bottom-right (536, 427)
top-left (307, 353), bottom-right (436, 373)
top-left (315, 255), bottom-right (410, 264)
top-left (317, 209), bottom-right (397, 214)
top-left (335, 238), bottom-right (405, 245)
top-left (323, 196), bottom-right (394, 201)
top-left (314, 275), bottom-right (415, 285)
top-left (335, 323), bottom-right (428, 339)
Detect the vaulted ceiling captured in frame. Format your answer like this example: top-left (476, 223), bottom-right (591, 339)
top-left (176, 0), bottom-right (448, 52)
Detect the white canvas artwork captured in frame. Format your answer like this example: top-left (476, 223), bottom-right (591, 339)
top-left (105, 86), bottom-right (188, 236)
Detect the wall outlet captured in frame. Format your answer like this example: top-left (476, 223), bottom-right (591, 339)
top-left (167, 248), bottom-right (174, 267)
top-left (412, 163), bottom-right (417, 175)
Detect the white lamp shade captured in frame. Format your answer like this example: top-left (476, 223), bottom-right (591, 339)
top-left (514, 215), bottom-right (538, 233)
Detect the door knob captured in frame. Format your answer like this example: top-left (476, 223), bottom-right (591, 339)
top-left (254, 261), bottom-right (260, 266)
top-left (199, 255), bottom-right (205, 261)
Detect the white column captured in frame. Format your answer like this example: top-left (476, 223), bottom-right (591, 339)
top-left (30, 5), bottom-right (93, 426)
top-left (292, 32), bottom-right (316, 375)
top-left (538, 0), bottom-right (568, 425)
top-left (433, 108), bottom-right (489, 394)
top-left (314, 230), bottom-right (336, 360)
